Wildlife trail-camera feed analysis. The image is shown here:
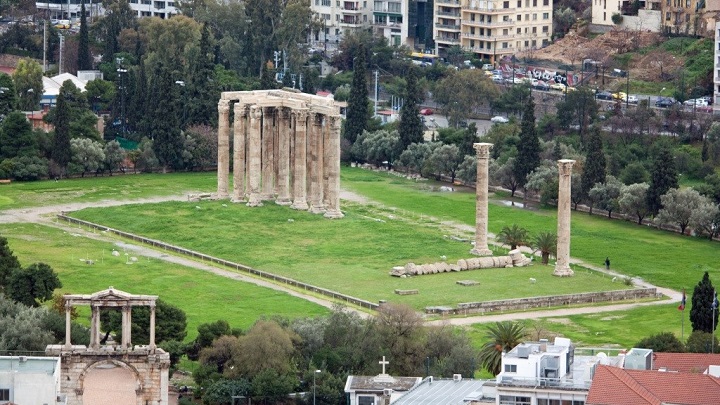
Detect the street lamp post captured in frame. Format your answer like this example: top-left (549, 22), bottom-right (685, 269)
top-left (27, 88), bottom-right (34, 122)
top-left (175, 80), bottom-right (186, 129)
top-left (313, 369), bottom-right (321, 405)
top-left (117, 66), bottom-right (127, 136)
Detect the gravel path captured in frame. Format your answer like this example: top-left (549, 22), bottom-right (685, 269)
top-left (0, 190), bottom-right (680, 326)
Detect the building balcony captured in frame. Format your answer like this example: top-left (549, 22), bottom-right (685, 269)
top-left (339, 20), bottom-right (364, 27)
top-left (463, 32), bottom-right (515, 40)
top-left (435, 0), bottom-right (461, 6)
top-left (465, 5), bottom-right (516, 12)
top-left (435, 22), bottom-right (461, 30)
top-left (435, 35), bottom-right (461, 44)
top-left (373, 21), bottom-right (402, 29)
top-left (437, 10), bottom-right (461, 17)
top-left (462, 19), bottom-right (515, 27)
top-left (494, 46), bottom-right (515, 55)
top-left (373, 7), bottom-right (402, 15)
top-left (341, 6), bottom-right (364, 14)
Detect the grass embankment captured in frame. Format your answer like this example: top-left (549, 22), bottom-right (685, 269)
top-left (0, 223), bottom-right (328, 340)
top-left (0, 172), bottom-right (215, 210)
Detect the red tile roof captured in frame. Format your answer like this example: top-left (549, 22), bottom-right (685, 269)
top-left (652, 352), bottom-right (720, 374)
top-left (586, 365), bottom-right (720, 405)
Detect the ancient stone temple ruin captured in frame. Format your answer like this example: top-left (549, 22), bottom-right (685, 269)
top-left (217, 89), bottom-right (343, 218)
top-left (46, 287), bottom-right (170, 405)
top-left (554, 159), bottom-right (576, 277)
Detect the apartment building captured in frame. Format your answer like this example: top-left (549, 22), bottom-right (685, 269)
top-left (36, 0), bottom-right (178, 21)
top-left (312, 0), bottom-right (373, 46)
top-left (370, 0), bottom-right (434, 49)
top-left (590, 0), bottom-right (662, 32)
top-left (434, 0), bottom-right (552, 63)
top-left (714, 21), bottom-right (720, 115)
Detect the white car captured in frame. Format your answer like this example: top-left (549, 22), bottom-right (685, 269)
top-left (491, 116), bottom-right (509, 123)
top-left (627, 95), bottom-right (638, 104)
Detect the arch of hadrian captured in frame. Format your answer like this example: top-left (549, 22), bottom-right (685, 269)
top-left (217, 89), bottom-right (343, 218)
top-left (46, 287), bottom-right (170, 405)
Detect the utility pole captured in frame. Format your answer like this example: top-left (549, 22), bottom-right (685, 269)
top-left (58, 34), bottom-right (64, 74)
top-left (374, 70), bottom-right (378, 118)
top-left (43, 19), bottom-right (47, 73)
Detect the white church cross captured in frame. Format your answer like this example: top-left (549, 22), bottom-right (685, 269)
top-left (379, 356), bottom-right (389, 375)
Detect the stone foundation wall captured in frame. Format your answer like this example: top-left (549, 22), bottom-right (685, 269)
top-left (425, 288), bottom-right (660, 315)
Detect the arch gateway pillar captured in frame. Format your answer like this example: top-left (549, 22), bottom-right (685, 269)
top-left (217, 90), bottom-right (343, 218)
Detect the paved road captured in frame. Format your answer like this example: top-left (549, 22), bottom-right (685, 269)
top-left (0, 193), bottom-right (680, 326)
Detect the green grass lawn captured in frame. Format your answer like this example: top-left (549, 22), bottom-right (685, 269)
top-left (0, 172), bottom-right (216, 210)
top-left (68, 197), bottom-right (629, 310)
top-left (340, 167), bottom-right (720, 291)
top-left (467, 303), bottom-right (690, 349)
top-left (0, 223), bottom-right (328, 341)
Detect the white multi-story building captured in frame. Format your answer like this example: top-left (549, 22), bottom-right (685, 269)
top-left (36, 0), bottom-right (178, 21)
top-left (0, 356), bottom-right (63, 405)
top-left (311, 0), bottom-right (373, 47)
top-left (372, 0), bottom-right (409, 47)
top-left (434, 0), bottom-right (553, 63)
top-left (590, 0), bottom-right (662, 33)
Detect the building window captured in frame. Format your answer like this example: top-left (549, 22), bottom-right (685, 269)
top-left (543, 12), bottom-right (549, 19)
top-left (499, 396), bottom-right (531, 405)
top-left (517, 14), bottom-right (521, 20)
top-left (604, 11), bottom-right (606, 20)
top-left (542, 25), bottom-right (548, 32)
top-left (524, 40), bottom-right (529, 46)
top-left (388, 2), bottom-right (400, 12)
top-left (503, 28), bottom-right (509, 35)
top-left (533, 0), bottom-right (537, 5)
top-left (532, 26), bottom-right (536, 33)
top-left (504, 364), bottom-right (517, 372)
top-left (544, 0), bottom-right (549, 4)
top-left (517, 27), bottom-right (521, 33)
top-left (358, 396), bottom-right (376, 405)
top-left (517, 0), bottom-right (522, 6)
top-left (504, 1), bottom-right (510, 8)
top-left (503, 15), bottom-right (511, 21)
top-left (0, 389), bottom-right (9, 401)
top-left (323, 0), bottom-right (331, 5)
top-left (502, 42), bottom-right (509, 48)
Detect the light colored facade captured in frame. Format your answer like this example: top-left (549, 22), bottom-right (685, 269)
top-left (435, 0), bottom-right (553, 63)
top-left (714, 21), bottom-right (720, 115)
top-left (0, 356), bottom-right (63, 405)
top-left (372, 0), bottom-right (410, 46)
top-left (663, 0), bottom-right (702, 34)
top-left (36, 0), bottom-right (178, 21)
top-left (311, 0), bottom-right (373, 46)
top-left (495, 338), bottom-right (622, 405)
top-left (590, 0), bottom-right (662, 32)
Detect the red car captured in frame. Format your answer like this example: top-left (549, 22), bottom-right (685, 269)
top-left (420, 108), bottom-right (433, 115)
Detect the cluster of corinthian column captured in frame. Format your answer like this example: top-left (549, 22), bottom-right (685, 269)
top-left (217, 90), bottom-right (343, 219)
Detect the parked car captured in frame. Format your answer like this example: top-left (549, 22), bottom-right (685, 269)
top-left (685, 98), bottom-right (709, 108)
top-left (482, 64), bottom-right (494, 71)
top-left (700, 96), bottom-right (713, 105)
top-left (492, 75), bottom-right (504, 83)
top-left (420, 108), bottom-right (433, 115)
top-left (612, 92), bottom-right (627, 101)
top-left (683, 98), bottom-right (697, 106)
top-left (504, 77), bottom-right (523, 84)
top-left (627, 95), bottom-right (638, 104)
top-left (532, 80), bottom-right (550, 91)
top-left (550, 83), bottom-right (566, 92)
top-left (655, 97), bottom-right (677, 108)
top-left (54, 19), bottom-right (70, 29)
top-left (490, 116), bottom-right (510, 123)
top-left (595, 91), bottom-right (613, 100)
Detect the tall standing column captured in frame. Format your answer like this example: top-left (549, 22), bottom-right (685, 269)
top-left (90, 305), bottom-right (99, 350)
top-left (323, 115), bottom-right (344, 218)
top-left (470, 142), bottom-right (493, 256)
top-left (291, 109), bottom-right (310, 210)
top-left (121, 305), bottom-right (130, 349)
top-left (276, 108), bottom-right (292, 205)
top-left (149, 303), bottom-right (156, 350)
top-left (217, 99), bottom-right (230, 198)
top-left (261, 107), bottom-right (275, 200)
top-left (232, 104), bottom-right (247, 202)
top-left (247, 106), bottom-right (264, 207)
top-left (64, 303), bottom-right (72, 349)
top-left (554, 159), bottom-right (576, 277)
top-left (309, 113), bottom-right (325, 213)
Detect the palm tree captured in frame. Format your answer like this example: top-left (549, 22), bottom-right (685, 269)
top-left (479, 321), bottom-right (527, 375)
top-left (496, 224), bottom-right (529, 250)
top-left (532, 232), bottom-right (557, 265)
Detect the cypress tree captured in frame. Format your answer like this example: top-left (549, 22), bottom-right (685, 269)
top-left (186, 23), bottom-right (218, 127)
top-left (345, 44), bottom-right (368, 143)
top-left (149, 64), bottom-right (183, 172)
top-left (646, 146), bottom-right (678, 215)
top-left (690, 272), bottom-right (719, 334)
top-left (0, 236), bottom-right (21, 291)
top-left (260, 60), bottom-right (276, 90)
top-left (581, 126), bottom-right (606, 200)
top-left (398, 65), bottom-right (423, 150)
top-left (51, 91), bottom-right (71, 177)
top-left (513, 97), bottom-right (540, 189)
top-left (77, 2), bottom-right (92, 70)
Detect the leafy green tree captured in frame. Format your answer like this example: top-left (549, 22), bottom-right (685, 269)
top-left (203, 378), bottom-right (251, 405)
top-left (525, 162), bottom-right (559, 205)
top-left (398, 65), bottom-right (423, 150)
top-left (260, 60), bottom-right (276, 90)
top-left (620, 162), bottom-right (648, 185)
top-left (8, 156), bottom-right (49, 181)
top-left (619, 182), bottom-right (650, 224)
top-left (513, 97), bottom-right (540, 190)
top-left (589, 175), bottom-right (623, 218)
top-left (433, 69), bottom-right (499, 127)
top-left (101, 299), bottom-right (187, 345)
top-left (635, 332), bottom-right (685, 352)
top-left (492, 84), bottom-right (531, 117)
top-left (225, 320), bottom-right (297, 379)
top-left (251, 368), bottom-right (297, 403)
top-left (581, 127), bottom-right (606, 205)
top-left (555, 87), bottom-right (598, 138)
top-left (690, 200), bottom-right (720, 240)
top-left (99, 0), bottom-right (136, 63)
top-left (428, 144), bottom-right (462, 182)
top-left (479, 321), bottom-right (526, 375)
top-left (103, 140), bottom-right (126, 175)
top-left (376, 303), bottom-right (425, 376)
top-left (12, 59), bottom-right (43, 111)
top-left (78, 2), bottom-right (92, 70)
top-left (656, 188), bottom-right (708, 235)
top-left (690, 272), bottom-right (718, 334)
top-left (0, 296), bottom-right (55, 351)
top-left (490, 157), bottom-right (520, 197)
top-left (0, 111), bottom-right (35, 160)
top-left (646, 146), bottom-right (678, 215)
top-left (497, 224), bottom-right (529, 250)
top-left (186, 22), bottom-right (218, 127)
top-left (351, 129), bottom-right (402, 168)
top-left (70, 138), bottom-right (106, 177)
top-left (149, 63), bottom-right (184, 171)
top-left (686, 330), bottom-right (719, 353)
top-left (187, 319), bottom-right (242, 361)
top-left (397, 142), bottom-right (435, 177)
top-left (85, 79), bottom-right (116, 113)
top-left (532, 232), bottom-right (557, 265)
top-left (0, 236), bottom-right (21, 292)
top-left (8, 263), bottom-right (62, 307)
top-left (457, 155), bottom-right (476, 185)
top-left (345, 44), bottom-right (368, 143)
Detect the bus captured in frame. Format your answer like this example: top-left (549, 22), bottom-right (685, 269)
top-left (409, 52), bottom-right (439, 67)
